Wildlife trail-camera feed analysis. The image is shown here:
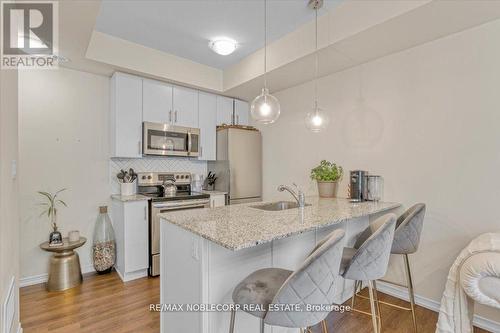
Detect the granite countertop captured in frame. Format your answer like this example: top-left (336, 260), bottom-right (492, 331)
top-left (159, 197), bottom-right (400, 251)
top-left (111, 194), bottom-right (151, 202)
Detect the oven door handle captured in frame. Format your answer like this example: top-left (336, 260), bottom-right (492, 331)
top-left (153, 201), bottom-right (209, 210)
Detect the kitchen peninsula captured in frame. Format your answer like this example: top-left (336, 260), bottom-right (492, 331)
top-left (159, 198), bottom-right (400, 333)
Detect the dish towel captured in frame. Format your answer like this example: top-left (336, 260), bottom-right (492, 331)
top-left (436, 233), bottom-right (500, 333)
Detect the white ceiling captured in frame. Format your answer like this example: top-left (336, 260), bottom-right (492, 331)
top-left (94, 0), bottom-right (340, 69)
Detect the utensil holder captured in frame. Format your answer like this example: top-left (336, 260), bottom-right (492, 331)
top-left (120, 181), bottom-right (136, 196)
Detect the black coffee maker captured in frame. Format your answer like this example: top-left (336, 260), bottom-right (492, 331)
top-left (350, 170), bottom-right (367, 202)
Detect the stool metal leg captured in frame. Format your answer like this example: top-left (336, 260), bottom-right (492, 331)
top-left (373, 281), bottom-right (382, 332)
top-left (367, 280), bottom-right (379, 333)
top-left (351, 280), bottom-right (359, 308)
top-left (229, 308), bottom-right (235, 333)
top-left (404, 254), bottom-right (417, 333)
top-left (260, 318), bottom-right (265, 333)
top-left (321, 319), bottom-right (329, 333)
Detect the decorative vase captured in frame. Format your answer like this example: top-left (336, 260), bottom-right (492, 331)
top-left (92, 206), bottom-right (116, 274)
top-left (49, 226), bottom-right (63, 247)
top-left (317, 181), bottom-right (339, 198)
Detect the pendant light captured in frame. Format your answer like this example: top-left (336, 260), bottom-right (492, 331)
top-left (250, 0), bottom-right (280, 124)
top-left (305, 0), bottom-right (329, 132)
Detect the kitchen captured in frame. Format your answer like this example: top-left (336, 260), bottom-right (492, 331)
top-left (2, 1), bottom-right (500, 333)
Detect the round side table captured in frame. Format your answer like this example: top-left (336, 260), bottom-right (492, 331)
top-left (40, 237), bottom-right (86, 292)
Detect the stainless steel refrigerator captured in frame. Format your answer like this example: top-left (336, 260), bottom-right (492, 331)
top-left (208, 127), bottom-right (262, 204)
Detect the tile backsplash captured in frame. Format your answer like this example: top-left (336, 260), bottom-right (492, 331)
top-left (110, 157), bottom-right (207, 194)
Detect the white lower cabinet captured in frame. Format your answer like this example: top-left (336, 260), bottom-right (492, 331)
top-left (112, 199), bottom-right (149, 282)
top-left (210, 193), bottom-right (226, 208)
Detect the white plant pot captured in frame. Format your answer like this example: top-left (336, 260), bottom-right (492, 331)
top-left (317, 181), bottom-right (339, 198)
top-left (120, 181), bottom-right (136, 196)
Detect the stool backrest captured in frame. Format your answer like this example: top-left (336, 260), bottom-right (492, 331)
top-left (392, 203), bottom-right (426, 254)
top-left (343, 214), bottom-right (397, 281)
top-left (264, 229), bottom-right (345, 328)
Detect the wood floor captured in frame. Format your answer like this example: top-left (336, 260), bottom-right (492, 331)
top-left (20, 272), bottom-right (489, 333)
top-left (20, 272), bottom-right (159, 333)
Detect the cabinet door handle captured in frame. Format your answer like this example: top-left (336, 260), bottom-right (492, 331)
top-left (236, 115), bottom-right (239, 125)
top-left (232, 99), bottom-right (235, 125)
top-left (174, 110), bottom-right (178, 123)
top-left (144, 206), bottom-right (147, 220)
top-left (200, 146), bottom-right (203, 157)
top-left (138, 141), bottom-right (141, 155)
top-left (169, 110), bottom-right (172, 123)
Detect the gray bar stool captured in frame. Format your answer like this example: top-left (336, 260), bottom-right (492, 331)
top-left (230, 229), bottom-right (345, 333)
top-left (352, 203), bottom-right (426, 333)
top-left (340, 213), bottom-right (397, 333)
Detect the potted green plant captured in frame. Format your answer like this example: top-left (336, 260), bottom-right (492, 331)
top-left (38, 189), bottom-right (67, 246)
top-left (310, 160), bottom-right (343, 198)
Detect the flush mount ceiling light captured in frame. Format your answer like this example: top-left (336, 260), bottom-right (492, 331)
top-left (305, 0), bottom-right (330, 133)
top-left (250, 0), bottom-right (281, 125)
top-left (209, 38), bottom-right (237, 56)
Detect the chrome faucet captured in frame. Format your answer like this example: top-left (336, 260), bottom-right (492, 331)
top-left (277, 183), bottom-right (306, 208)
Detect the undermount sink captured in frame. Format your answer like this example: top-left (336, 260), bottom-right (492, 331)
top-left (251, 201), bottom-right (310, 211)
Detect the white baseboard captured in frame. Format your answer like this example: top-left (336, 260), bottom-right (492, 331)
top-left (2, 276), bottom-right (16, 333)
top-left (16, 323), bottom-right (22, 333)
top-left (115, 268), bottom-right (148, 283)
top-left (19, 265), bottom-right (95, 288)
top-left (376, 281), bottom-right (500, 333)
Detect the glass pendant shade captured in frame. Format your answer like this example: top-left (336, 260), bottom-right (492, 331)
top-left (305, 102), bottom-right (329, 132)
top-left (250, 87), bottom-right (281, 124)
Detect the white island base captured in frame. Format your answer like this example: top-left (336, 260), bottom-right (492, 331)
top-left (160, 215), bottom-right (373, 333)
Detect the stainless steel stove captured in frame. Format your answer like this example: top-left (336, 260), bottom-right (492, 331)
top-left (137, 172), bottom-right (210, 276)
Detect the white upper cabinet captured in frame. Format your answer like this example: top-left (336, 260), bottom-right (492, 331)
top-left (198, 92), bottom-right (217, 161)
top-left (110, 72), bottom-right (143, 158)
top-left (234, 100), bottom-right (249, 126)
top-left (111, 71), bottom-right (244, 160)
top-left (173, 86), bottom-right (198, 128)
top-left (143, 81), bottom-right (198, 127)
top-left (143, 79), bottom-right (173, 124)
top-left (216, 96), bottom-right (233, 126)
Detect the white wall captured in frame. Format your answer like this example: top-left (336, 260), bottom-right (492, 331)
top-left (18, 68), bottom-right (209, 282)
top-left (258, 19), bottom-right (500, 324)
top-left (0, 69), bottom-right (20, 333)
top-left (19, 68), bottom-right (111, 279)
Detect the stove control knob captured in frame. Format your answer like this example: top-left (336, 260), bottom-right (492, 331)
top-left (148, 175), bottom-right (152, 179)
top-left (185, 175), bottom-right (190, 179)
top-left (175, 175), bottom-right (179, 179)
top-left (142, 175), bottom-right (146, 180)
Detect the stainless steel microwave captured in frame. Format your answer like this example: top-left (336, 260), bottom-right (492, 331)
top-left (143, 122), bottom-right (200, 157)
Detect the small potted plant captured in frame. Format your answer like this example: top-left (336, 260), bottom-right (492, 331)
top-left (310, 160), bottom-right (343, 198)
top-left (38, 189), bottom-right (67, 246)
